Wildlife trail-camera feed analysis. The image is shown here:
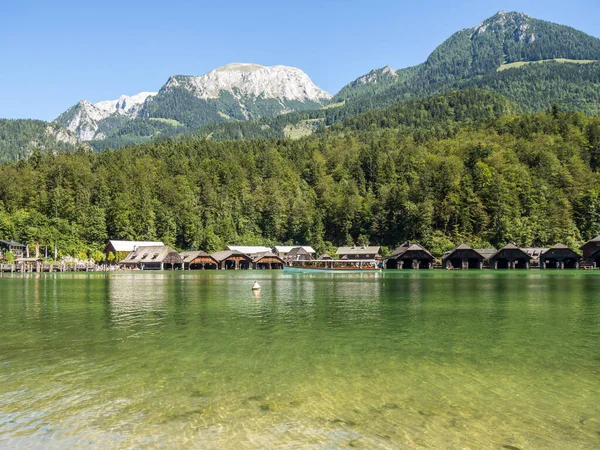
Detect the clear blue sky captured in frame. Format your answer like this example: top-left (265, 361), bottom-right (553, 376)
top-left (1, 0), bottom-right (598, 121)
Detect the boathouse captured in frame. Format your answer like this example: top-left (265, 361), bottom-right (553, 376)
top-left (104, 240), bottom-right (164, 263)
top-left (318, 254), bottom-right (333, 260)
top-left (539, 244), bottom-right (581, 269)
top-left (284, 246), bottom-right (313, 263)
top-left (212, 250), bottom-right (253, 270)
top-left (386, 243), bottom-right (435, 269)
top-left (336, 245), bottom-right (381, 260)
top-left (442, 244), bottom-right (486, 269)
top-left (489, 244), bottom-right (532, 269)
top-left (252, 252), bottom-right (285, 269)
top-left (0, 240), bottom-right (25, 260)
top-left (273, 246), bottom-right (316, 258)
top-left (180, 251), bottom-right (219, 270)
top-left (581, 236), bottom-right (600, 267)
top-left (120, 245), bottom-right (183, 270)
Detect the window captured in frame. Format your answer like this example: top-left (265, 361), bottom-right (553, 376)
top-left (152, 253), bottom-right (159, 260)
top-left (141, 254), bottom-right (148, 260)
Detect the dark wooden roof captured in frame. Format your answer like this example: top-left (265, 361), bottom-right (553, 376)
top-left (252, 252), bottom-right (285, 263)
top-left (390, 242), bottom-right (434, 260)
top-left (540, 244), bottom-right (581, 260)
top-left (441, 244), bottom-right (486, 262)
top-left (489, 244), bottom-right (532, 261)
top-left (211, 250), bottom-right (252, 262)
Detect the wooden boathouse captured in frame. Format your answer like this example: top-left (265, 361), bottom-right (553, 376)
top-left (252, 252), bottom-right (285, 270)
top-left (180, 251), bottom-right (219, 270)
top-left (283, 247), bottom-right (313, 263)
top-left (581, 236), bottom-right (600, 268)
top-left (442, 244), bottom-right (486, 269)
top-left (539, 244), bottom-right (581, 269)
top-left (386, 243), bottom-right (435, 269)
top-left (120, 245), bottom-right (183, 270)
top-left (489, 244), bottom-right (532, 269)
top-left (211, 250), bottom-right (253, 270)
top-left (104, 240), bottom-right (164, 263)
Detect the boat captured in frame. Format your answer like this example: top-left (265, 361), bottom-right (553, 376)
top-left (284, 259), bottom-right (382, 273)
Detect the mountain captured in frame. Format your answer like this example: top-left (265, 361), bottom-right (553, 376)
top-left (55, 63), bottom-right (331, 145)
top-left (0, 119), bottom-right (80, 163)
top-left (335, 11), bottom-right (600, 113)
top-left (56, 92), bottom-right (156, 141)
top-left (185, 11), bottom-right (600, 144)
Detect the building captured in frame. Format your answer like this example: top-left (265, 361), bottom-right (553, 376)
top-left (180, 251), bottom-right (219, 270)
top-left (489, 244), bottom-right (532, 269)
top-left (283, 247), bottom-right (313, 263)
top-left (273, 246), bottom-right (316, 258)
top-left (120, 245), bottom-right (183, 270)
top-left (442, 244), bottom-right (486, 269)
top-left (212, 250), bottom-right (253, 270)
top-left (252, 252), bottom-right (285, 269)
top-left (0, 240), bottom-right (25, 260)
top-left (105, 240), bottom-right (165, 263)
top-left (540, 244), bottom-right (581, 269)
top-left (336, 245), bottom-right (381, 260)
top-left (386, 243), bottom-right (435, 269)
top-left (581, 236), bottom-right (600, 268)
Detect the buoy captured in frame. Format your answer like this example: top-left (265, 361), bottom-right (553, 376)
top-left (252, 281), bottom-right (261, 290)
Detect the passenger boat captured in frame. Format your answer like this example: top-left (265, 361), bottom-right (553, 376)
top-left (284, 259), bottom-right (382, 273)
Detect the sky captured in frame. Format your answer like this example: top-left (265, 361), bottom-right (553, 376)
top-left (1, 0), bottom-right (599, 121)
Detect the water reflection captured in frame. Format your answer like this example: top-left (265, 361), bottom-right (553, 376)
top-left (107, 273), bottom-right (168, 329)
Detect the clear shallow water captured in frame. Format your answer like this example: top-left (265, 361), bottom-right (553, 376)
top-left (0, 271), bottom-right (598, 449)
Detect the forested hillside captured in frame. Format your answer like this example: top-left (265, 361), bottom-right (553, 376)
top-left (0, 120), bottom-right (79, 163)
top-left (1, 91), bottom-right (599, 259)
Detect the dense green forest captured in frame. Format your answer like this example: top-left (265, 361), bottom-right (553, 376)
top-left (0, 119), bottom-right (78, 163)
top-left (1, 90), bottom-right (600, 260)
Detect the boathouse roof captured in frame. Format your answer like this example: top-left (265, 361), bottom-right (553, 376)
top-left (121, 245), bottom-right (182, 265)
top-left (273, 246), bottom-right (316, 254)
top-left (180, 251), bottom-right (210, 263)
top-left (252, 252), bottom-right (285, 263)
top-left (540, 244), bottom-right (581, 259)
top-left (489, 244), bottom-right (532, 261)
top-left (212, 250), bottom-right (252, 262)
top-left (474, 248), bottom-right (497, 260)
top-left (441, 244), bottom-right (486, 262)
top-left (106, 240), bottom-right (165, 253)
top-left (226, 246), bottom-right (272, 255)
top-left (389, 242), bottom-right (434, 259)
top-left (337, 246), bottom-right (381, 256)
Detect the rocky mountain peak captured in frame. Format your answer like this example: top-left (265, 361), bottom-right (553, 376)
top-left (356, 65), bottom-right (398, 85)
top-left (163, 63), bottom-right (332, 102)
top-left (472, 11), bottom-right (531, 37)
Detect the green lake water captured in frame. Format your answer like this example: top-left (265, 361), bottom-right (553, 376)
top-left (0, 271), bottom-right (598, 449)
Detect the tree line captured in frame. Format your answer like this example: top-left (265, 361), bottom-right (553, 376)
top-left (1, 93), bottom-right (600, 260)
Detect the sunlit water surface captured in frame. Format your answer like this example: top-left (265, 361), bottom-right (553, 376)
top-left (0, 271), bottom-right (598, 449)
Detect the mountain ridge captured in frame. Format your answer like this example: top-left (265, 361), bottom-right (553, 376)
top-left (56, 63), bottom-right (331, 142)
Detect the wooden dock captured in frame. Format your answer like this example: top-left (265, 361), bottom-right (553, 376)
top-left (0, 263), bottom-right (99, 273)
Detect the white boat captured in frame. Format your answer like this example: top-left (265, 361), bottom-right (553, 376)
top-left (284, 259), bottom-right (381, 273)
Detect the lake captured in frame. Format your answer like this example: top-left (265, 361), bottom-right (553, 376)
top-left (0, 271), bottom-right (598, 448)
